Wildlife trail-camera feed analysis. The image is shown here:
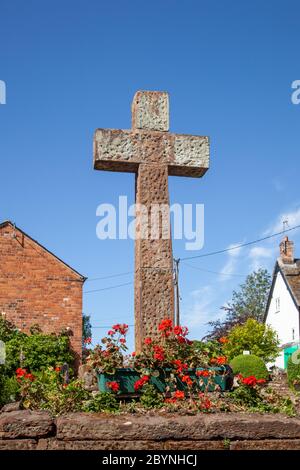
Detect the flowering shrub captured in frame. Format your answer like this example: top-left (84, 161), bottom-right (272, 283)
top-left (230, 373), bottom-right (295, 414)
top-left (18, 367), bottom-right (89, 415)
top-left (87, 323), bottom-right (129, 374)
top-left (130, 319), bottom-right (224, 398)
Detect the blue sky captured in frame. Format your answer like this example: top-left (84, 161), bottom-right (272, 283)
top-left (1, 0), bottom-right (300, 351)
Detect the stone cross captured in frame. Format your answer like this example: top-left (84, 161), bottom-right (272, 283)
top-left (94, 91), bottom-right (209, 351)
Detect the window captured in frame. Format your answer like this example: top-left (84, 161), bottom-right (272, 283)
top-left (292, 328), bottom-right (295, 341)
top-left (275, 297), bottom-right (280, 313)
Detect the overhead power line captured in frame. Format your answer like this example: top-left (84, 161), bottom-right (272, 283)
top-left (86, 271), bottom-right (133, 282)
top-left (84, 281), bottom-right (133, 294)
top-left (182, 261), bottom-right (246, 277)
top-left (91, 324), bottom-right (134, 329)
top-left (181, 223), bottom-right (300, 261)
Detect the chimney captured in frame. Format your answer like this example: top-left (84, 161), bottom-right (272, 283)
top-left (279, 236), bottom-right (294, 264)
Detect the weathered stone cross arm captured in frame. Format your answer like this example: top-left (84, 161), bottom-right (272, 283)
top-left (93, 91), bottom-right (209, 177)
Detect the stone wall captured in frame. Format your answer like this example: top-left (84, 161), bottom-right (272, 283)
top-left (2, 410), bottom-right (300, 450)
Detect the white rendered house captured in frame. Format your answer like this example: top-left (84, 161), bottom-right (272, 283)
top-left (264, 237), bottom-right (300, 369)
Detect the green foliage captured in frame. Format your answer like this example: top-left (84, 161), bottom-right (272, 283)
top-left (82, 314), bottom-right (92, 346)
top-left (83, 392), bottom-right (120, 413)
top-left (230, 354), bottom-right (269, 380)
top-left (224, 319), bottom-right (280, 362)
top-left (0, 370), bottom-right (20, 407)
top-left (20, 368), bottom-right (89, 415)
top-left (140, 384), bottom-right (164, 409)
top-left (192, 339), bottom-right (223, 358)
top-left (231, 384), bottom-right (295, 415)
top-left (231, 383), bottom-right (266, 409)
top-left (287, 350), bottom-right (300, 389)
top-left (0, 317), bottom-right (75, 376)
top-left (0, 317), bottom-right (21, 343)
top-left (207, 269), bottom-right (271, 339)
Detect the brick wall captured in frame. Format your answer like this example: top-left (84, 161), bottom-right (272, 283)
top-left (0, 222), bottom-right (84, 363)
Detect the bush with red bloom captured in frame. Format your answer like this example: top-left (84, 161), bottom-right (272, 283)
top-left (165, 397), bottom-right (177, 404)
top-left (16, 368), bottom-right (35, 382)
top-left (241, 375), bottom-right (266, 388)
top-left (158, 319), bottom-right (173, 335)
top-left (84, 337), bottom-right (92, 345)
top-left (134, 375), bottom-right (150, 392)
top-left (181, 375), bottom-right (193, 387)
top-left (173, 390), bottom-right (185, 399)
top-left (198, 393), bottom-right (212, 411)
top-left (144, 337), bottom-right (152, 345)
top-left (153, 345), bottom-right (165, 361)
top-left (196, 370), bottom-right (210, 378)
top-left (87, 322), bottom-right (129, 374)
top-left (173, 326), bottom-right (183, 336)
top-left (173, 359), bottom-right (188, 373)
top-left (216, 356), bottom-right (227, 365)
top-left (112, 323), bottom-right (128, 335)
top-left (55, 367), bottom-right (61, 373)
top-left (106, 381), bottom-right (120, 393)
top-left (219, 337), bottom-right (228, 344)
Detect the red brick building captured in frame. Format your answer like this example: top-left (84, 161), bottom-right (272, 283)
top-left (0, 221), bottom-right (86, 362)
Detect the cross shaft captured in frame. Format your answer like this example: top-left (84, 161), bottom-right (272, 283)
top-left (93, 91), bottom-right (209, 351)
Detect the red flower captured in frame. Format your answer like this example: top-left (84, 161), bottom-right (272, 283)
top-left (107, 330), bottom-right (115, 336)
top-left (196, 370), bottom-right (210, 377)
top-left (158, 318), bottom-right (173, 333)
top-left (144, 337), bottom-right (152, 345)
top-left (153, 345), bottom-right (165, 361)
top-left (134, 375), bottom-right (150, 391)
top-left (216, 356), bottom-right (227, 365)
top-left (132, 352), bottom-right (136, 357)
top-left (219, 337), bottom-right (228, 344)
top-left (242, 376), bottom-right (258, 387)
top-left (173, 326), bottom-right (183, 336)
top-left (165, 398), bottom-right (177, 404)
top-left (181, 375), bottom-right (193, 387)
top-left (106, 381), bottom-right (120, 392)
top-left (174, 390), bottom-right (185, 399)
top-left (25, 373), bottom-right (35, 382)
top-left (16, 368), bottom-right (27, 377)
top-left (55, 367), bottom-right (61, 372)
top-left (84, 337), bottom-right (92, 344)
top-left (210, 358), bottom-right (217, 365)
top-left (173, 359), bottom-right (188, 373)
top-left (120, 338), bottom-right (126, 344)
top-left (199, 395), bottom-right (212, 410)
top-left (112, 323), bottom-right (128, 335)
top-left (177, 335), bottom-right (186, 344)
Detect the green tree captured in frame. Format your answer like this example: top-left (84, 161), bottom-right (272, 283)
top-left (82, 314), bottom-right (92, 346)
top-left (206, 269), bottom-right (271, 339)
top-left (223, 318), bottom-right (280, 363)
